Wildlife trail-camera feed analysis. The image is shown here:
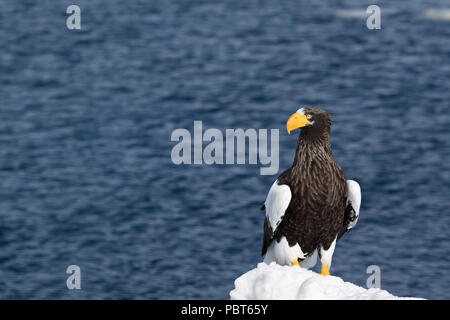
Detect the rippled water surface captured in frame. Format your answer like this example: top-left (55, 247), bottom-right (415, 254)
top-left (0, 1), bottom-right (449, 299)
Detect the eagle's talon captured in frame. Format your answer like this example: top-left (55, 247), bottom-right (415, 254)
top-left (291, 260), bottom-right (301, 268)
top-left (320, 265), bottom-right (330, 276)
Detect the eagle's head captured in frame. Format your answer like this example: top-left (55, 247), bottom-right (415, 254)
top-left (286, 107), bottom-right (332, 135)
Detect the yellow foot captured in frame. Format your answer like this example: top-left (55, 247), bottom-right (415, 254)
top-left (291, 260), bottom-right (301, 268)
top-left (320, 264), bottom-right (330, 276)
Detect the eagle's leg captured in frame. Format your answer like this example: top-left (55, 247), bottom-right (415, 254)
top-left (291, 259), bottom-right (301, 268)
top-left (319, 238), bottom-right (337, 276)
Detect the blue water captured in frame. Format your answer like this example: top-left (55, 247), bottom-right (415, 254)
top-left (0, 0), bottom-right (449, 299)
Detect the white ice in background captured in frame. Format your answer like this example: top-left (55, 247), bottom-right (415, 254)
top-left (333, 8), bottom-right (396, 19)
top-left (424, 9), bottom-right (450, 22)
top-left (230, 263), bottom-right (422, 300)
top-left (334, 10), bottom-right (369, 19)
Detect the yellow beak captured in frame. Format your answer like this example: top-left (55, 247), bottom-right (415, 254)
top-left (286, 113), bottom-right (311, 134)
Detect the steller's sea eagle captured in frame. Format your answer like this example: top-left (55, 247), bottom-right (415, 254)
top-left (261, 107), bottom-right (361, 275)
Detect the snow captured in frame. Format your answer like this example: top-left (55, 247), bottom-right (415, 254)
top-left (230, 262), bottom-right (421, 300)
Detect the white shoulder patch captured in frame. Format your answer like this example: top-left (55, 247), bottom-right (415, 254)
top-left (264, 180), bottom-right (292, 233)
top-left (346, 180), bottom-right (361, 230)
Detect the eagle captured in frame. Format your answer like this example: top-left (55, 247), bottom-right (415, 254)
top-left (261, 107), bottom-right (361, 275)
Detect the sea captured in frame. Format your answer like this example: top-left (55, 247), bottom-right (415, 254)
top-left (0, 0), bottom-right (449, 299)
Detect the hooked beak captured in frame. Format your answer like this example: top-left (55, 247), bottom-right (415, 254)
top-left (286, 113), bottom-right (311, 134)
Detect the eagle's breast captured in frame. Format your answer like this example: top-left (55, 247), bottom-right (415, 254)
top-left (276, 145), bottom-right (347, 254)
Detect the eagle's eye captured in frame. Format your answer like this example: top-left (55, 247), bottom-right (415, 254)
top-left (306, 114), bottom-right (312, 119)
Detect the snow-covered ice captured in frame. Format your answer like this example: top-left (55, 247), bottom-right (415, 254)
top-left (230, 263), bottom-right (421, 300)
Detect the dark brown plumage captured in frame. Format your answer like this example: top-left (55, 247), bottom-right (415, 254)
top-left (262, 107), bottom-right (347, 258)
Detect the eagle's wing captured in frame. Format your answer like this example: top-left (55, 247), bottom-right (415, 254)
top-left (338, 180), bottom-right (361, 239)
top-left (261, 180), bottom-right (292, 256)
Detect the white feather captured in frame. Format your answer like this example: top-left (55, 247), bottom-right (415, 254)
top-left (346, 180), bottom-right (361, 230)
top-left (319, 238), bottom-right (337, 269)
top-left (264, 236), bottom-right (307, 266)
top-left (296, 107), bottom-right (305, 115)
top-left (264, 180), bottom-right (292, 234)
